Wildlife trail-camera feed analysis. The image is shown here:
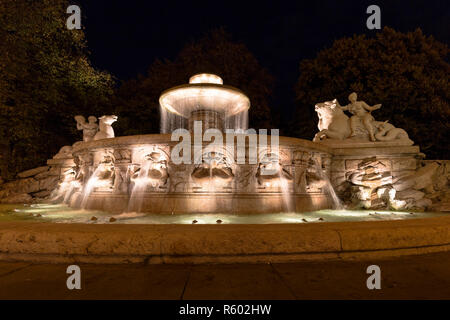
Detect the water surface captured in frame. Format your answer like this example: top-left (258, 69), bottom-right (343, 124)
top-left (0, 203), bottom-right (446, 225)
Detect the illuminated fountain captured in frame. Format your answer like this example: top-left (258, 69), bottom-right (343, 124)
top-left (1, 73), bottom-right (447, 267)
top-left (51, 73), bottom-right (333, 214)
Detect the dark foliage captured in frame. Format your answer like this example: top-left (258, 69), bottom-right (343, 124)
top-left (0, 0), bottom-right (114, 179)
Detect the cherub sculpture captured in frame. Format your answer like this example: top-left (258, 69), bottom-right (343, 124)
top-left (74, 115), bottom-right (99, 142)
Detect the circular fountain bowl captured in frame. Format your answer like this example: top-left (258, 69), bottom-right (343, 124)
top-left (67, 134), bottom-right (333, 214)
top-left (2, 203), bottom-right (450, 264)
top-left (159, 74), bottom-right (250, 118)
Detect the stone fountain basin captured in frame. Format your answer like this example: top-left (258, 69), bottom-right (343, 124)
top-left (68, 134), bottom-right (333, 214)
top-left (0, 215), bottom-right (448, 264)
top-left (159, 83), bottom-right (250, 118)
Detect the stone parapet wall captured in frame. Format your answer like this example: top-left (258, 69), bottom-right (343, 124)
top-left (65, 135), bottom-right (333, 213)
top-left (324, 143), bottom-right (421, 194)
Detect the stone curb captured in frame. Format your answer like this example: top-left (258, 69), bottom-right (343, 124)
top-left (0, 216), bottom-right (448, 264)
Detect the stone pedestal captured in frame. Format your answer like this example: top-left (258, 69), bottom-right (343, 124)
top-left (324, 142), bottom-right (421, 186)
top-left (318, 140), bottom-right (425, 209)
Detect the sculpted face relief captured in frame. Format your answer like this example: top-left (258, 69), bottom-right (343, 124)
top-left (170, 121), bottom-right (280, 175)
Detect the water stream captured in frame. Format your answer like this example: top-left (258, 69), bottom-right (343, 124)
top-left (312, 157), bottom-right (343, 209)
top-left (127, 162), bottom-right (152, 212)
top-left (80, 166), bottom-right (102, 209)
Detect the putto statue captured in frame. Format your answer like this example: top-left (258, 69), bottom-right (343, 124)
top-left (313, 93), bottom-right (412, 145)
top-left (75, 115), bottom-right (98, 142)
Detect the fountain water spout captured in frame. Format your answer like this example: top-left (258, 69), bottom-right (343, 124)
top-left (311, 155), bottom-right (343, 210)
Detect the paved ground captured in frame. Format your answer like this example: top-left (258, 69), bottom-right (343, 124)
top-left (0, 252), bottom-right (449, 299)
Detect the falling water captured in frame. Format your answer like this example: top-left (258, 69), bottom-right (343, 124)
top-left (312, 157), bottom-right (343, 209)
top-left (279, 175), bottom-right (293, 212)
top-left (79, 167), bottom-right (102, 209)
top-left (160, 105), bottom-right (188, 134)
top-left (127, 162), bottom-right (152, 212)
top-left (208, 162), bottom-right (214, 192)
top-left (49, 183), bottom-right (66, 203)
top-left (225, 110), bottom-right (249, 131)
top-left (62, 182), bottom-right (79, 204)
top-left (205, 155), bottom-right (220, 193)
top-left (160, 102), bottom-right (248, 134)
top-left (49, 181), bottom-right (79, 205)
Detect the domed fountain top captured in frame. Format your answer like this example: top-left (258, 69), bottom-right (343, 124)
top-left (189, 73), bottom-right (223, 85)
top-left (159, 73), bottom-right (250, 119)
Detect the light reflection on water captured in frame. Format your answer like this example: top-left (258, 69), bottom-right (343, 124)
top-left (0, 203), bottom-right (446, 225)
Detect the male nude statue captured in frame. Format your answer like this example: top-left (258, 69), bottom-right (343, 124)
top-left (339, 92), bottom-right (381, 141)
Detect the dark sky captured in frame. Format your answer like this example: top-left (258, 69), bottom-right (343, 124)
top-left (78, 0), bottom-right (449, 124)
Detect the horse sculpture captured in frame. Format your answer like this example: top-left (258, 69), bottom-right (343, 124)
top-left (313, 99), bottom-right (352, 141)
top-left (313, 99), bottom-right (412, 144)
top-left (94, 115), bottom-right (118, 140)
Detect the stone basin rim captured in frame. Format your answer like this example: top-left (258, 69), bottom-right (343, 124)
top-left (160, 83), bottom-right (251, 118)
top-left (71, 134), bottom-right (332, 154)
top-left (0, 215), bottom-right (448, 264)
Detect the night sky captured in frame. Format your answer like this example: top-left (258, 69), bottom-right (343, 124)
top-left (78, 0), bottom-right (449, 124)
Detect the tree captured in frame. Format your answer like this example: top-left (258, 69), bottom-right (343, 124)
top-left (292, 27), bottom-right (449, 159)
top-left (0, 0), bottom-right (114, 179)
top-left (113, 28), bottom-right (275, 136)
